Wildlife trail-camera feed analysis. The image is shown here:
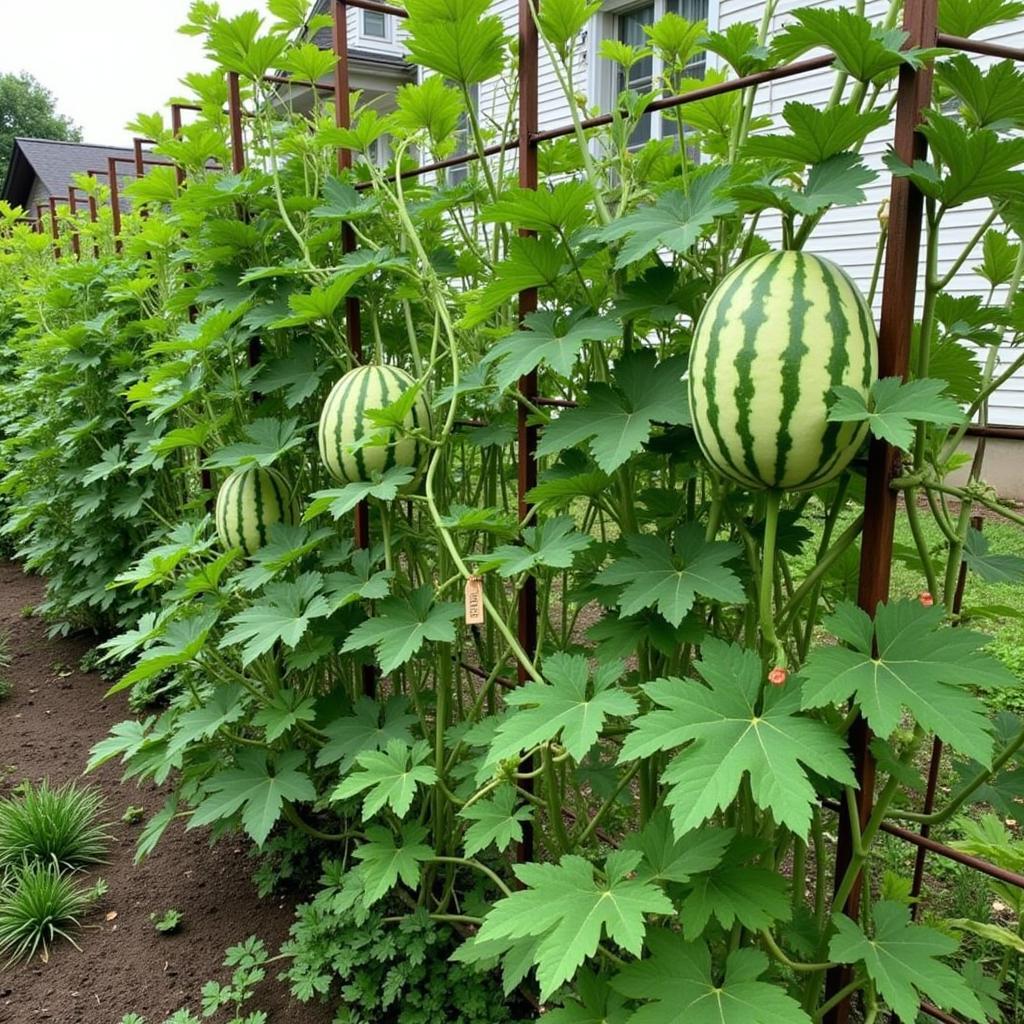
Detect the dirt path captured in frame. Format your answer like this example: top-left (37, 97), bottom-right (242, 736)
top-left (0, 563), bottom-right (332, 1024)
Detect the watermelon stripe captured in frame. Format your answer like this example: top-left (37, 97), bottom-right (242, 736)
top-left (695, 257), bottom-right (768, 487)
top-left (379, 367), bottom-right (398, 474)
top-left (773, 253), bottom-right (810, 485)
top-left (352, 367), bottom-right (374, 482)
top-left (734, 253), bottom-right (786, 482)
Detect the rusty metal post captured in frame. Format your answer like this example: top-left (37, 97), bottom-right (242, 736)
top-left (133, 138), bottom-right (149, 219)
top-left (333, 0), bottom-right (375, 698)
top-left (67, 187), bottom-right (81, 259)
top-left (171, 103), bottom-right (187, 188)
top-left (87, 193), bottom-right (99, 258)
top-left (227, 73), bottom-right (246, 175)
top-left (515, 0), bottom-right (540, 862)
top-left (107, 157), bottom-right (123, 252)
top-left (226, 71), bottom-right (261, 374)
top-left (48, 197), bottom-right (61, 258)
top-left (823, 0), bottom-right (938, 1019)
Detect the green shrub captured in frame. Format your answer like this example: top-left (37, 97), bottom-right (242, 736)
top-left (0, 859), bottom-right (101, 964)
top-left (0, 780), bottom-right (110, 868)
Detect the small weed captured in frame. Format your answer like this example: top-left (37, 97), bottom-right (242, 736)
top-left (18, 605), bottom-right (32, 619)
top-left (0, 678), bottom-right (11, 701)
top-left (0, 859), bottom-right (99, 964)
top-left (151, 908), bottom-right (183, 934)
top-left (122, 805), bottom-right (146, 825)
top-left (0, 780), bottom-right (110, 869)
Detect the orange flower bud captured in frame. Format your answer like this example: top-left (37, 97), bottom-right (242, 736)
top-left (768, 667), bottom-right (788, 686)
top-left (919, 592), bottom-right (934, 607)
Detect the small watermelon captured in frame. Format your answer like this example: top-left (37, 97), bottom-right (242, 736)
top-left (215, 465), bottom-right (299, 556)
top-left (317, 364), bottom-right (431, 486)
top-left (688, 251), bottom-right (878, 491)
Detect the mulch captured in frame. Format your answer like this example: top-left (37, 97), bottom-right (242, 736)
top-left (0, 562), bottom-right (333, 1024)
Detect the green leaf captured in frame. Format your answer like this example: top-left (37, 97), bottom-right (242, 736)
top-left (975, 228), bottom-right (1022, 288)
top-left (800, 600), bottom-right (1018, 764)
top-left (316, 695), bottom-right (417, 772)
top-left (772, 9), bottom-right (929, 82)
top-left (745, 101), bottom-right (890, 165)
top-left (886, 114), bottom-right (1024, 208)
top-left (829, 377), bottom-right (964, 451)
top-left (537, 351), bottom-right (689, 472)
top-left (783, 153), bottom-right (876, 215)
top-left (537, 0), bottom-right (602, 59)
top-left (353, 823), bottom-right (433, 906)
top-left (597, 526), bottom-right (744, 628)
top-left (939, 0), bottom-right (1024, 37)
top-left (341, 586), bottom-right (463, 674)
top-left (189, 750), bottom-right (316, 847)
top-left (392, 75), bottom-right (465, 151)
top-left (459, 787), bottom-right (534, 857)
top-left (622, 810), bottom-right (733, 885)
top-left (544, 969), bottom-right (630, 1024)
top-left (255, 340), bottom-right (330, 408)
top-left (234, 524), bottom-right (335, 592)
top-left (622, 639), bottom-right (854, 836)
top-left (829, 902), bottom-right (985, 1024)
top-left (462, 236), bottom-right (564, 327)
top-left (612, 931), bottom-right (812, 1024)
top-left (472, 850), bottom-right (673, 999)
top-left (220, 573), bottom-right (331, 666)
top-left (947, 918), bottom-right (1024, 955)
top-left (679, 859), bottom-right (791, 939)
top-left (940, 55), bottom-right (1024, 132)
top-left (168, 684), bottom-right (246, 755)
top-left (702, 22), bottom-right (772, 76)
top-left (251, 689), bottom-right (318, 742)
top-left (481, 181), bottom-right (594, 236)
top-left (963, 528), bottom-right (1024, 584)
top-left (489, 653), bottom-right (637, 763)
top-left (110, 611), bottom-right (219, 693)
top-left (483, 311), bottom-right (621, 391)
top-left (87, 719), bottom-right (153, 773)
top-left (332, 739), bottom-right (437, 819)
top-left (304, 466), bottom-right (416, 521)
top-left (589, 168), bottom-right (736, 268)
top-left (311, 176), bottom-right (375, 220)
top-left (482, 516), bottom-right (593, 577)
top-left (204, 417), bottom-right (304, 470)
top-left (404, 0), bottom-right (506, 86)
top-left (646, 11), bottom-right (706, 68)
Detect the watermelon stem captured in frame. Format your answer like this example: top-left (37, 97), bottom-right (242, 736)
top-left (759, 489), bottom-right (787, 672)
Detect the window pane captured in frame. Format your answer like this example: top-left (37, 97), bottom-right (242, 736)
top-left (665, 0), bottom-right (708, 21)
top-left (363, 10), bottom-right (387, 37)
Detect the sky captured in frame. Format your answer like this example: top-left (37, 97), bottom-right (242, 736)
top-left (0, 1), bottom-right (272, 147)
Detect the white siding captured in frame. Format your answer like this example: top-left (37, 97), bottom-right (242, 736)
top-left (717, 0), bottom-right (1024, 424)
top-left (365, 1), bottom-right (1024, 423)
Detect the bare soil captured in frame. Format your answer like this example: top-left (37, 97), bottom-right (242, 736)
top-left (0, 562), bottom-right (332, 1024)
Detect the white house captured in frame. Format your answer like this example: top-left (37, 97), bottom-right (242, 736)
top-left (298, 0), bottom-right (1024, 490)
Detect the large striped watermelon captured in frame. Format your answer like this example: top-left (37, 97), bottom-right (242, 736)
top-left (215, 466), bottom-right (299, 556)
top-left (318, 364), bottom-right (431, 486)
top-left (688, 251), bottom-right (877, 491)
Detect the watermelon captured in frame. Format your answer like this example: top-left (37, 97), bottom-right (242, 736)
top-left (317, 364), bottom-right (431, 486)
top-left (215, 465), bottom-right (299, 556)
top-left (688, 251), bottom-right (877, 492)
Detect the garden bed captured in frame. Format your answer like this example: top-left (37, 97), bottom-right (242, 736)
top-left (0, 561), bottom-right (330, 1024)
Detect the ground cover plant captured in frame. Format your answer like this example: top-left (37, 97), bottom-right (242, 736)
top-left (2, 0), bottom-right (1024, 1020)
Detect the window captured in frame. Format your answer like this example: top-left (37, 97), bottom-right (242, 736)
top-left (448, 83), bottom-right (480, 185)
top-left (362, 9), bottom-right (388, 39)
top-left (609, 0), bottom-right (710, 148)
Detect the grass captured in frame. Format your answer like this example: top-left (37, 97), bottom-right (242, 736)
top-left (0, 780), bottom-right (111, 869)
top-left (0, 859), bottom-right (101, 964)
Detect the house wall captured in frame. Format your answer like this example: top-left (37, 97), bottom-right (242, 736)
top-left (715, 0), bottom-right (1024, 428)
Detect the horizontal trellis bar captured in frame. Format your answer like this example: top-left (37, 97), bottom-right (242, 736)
top-left (936, 32), bottom-right (1024, 61)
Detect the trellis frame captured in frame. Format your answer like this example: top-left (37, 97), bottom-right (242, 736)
top-left (27, 1), bottom-right (1024, 1019)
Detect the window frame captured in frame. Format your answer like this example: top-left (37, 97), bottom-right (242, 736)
top-left (588, 0), bottom-right (719, 147)
top-left (359, 7), bottom-right (391, 42)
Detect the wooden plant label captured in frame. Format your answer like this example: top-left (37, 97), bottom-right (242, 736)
top-left (465, 575), bottom-right (484, 624)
